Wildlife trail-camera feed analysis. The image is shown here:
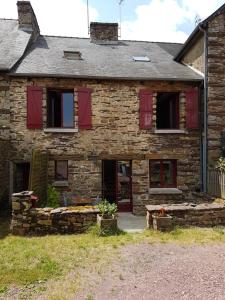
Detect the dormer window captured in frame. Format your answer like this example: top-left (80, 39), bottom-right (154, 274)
top-left (133, 56), bottom-right (150, 62)
top-left (63, 51), bottom-right (82, 60)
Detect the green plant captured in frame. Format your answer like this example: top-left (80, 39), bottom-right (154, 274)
top-left (215, 157), bottom-right (225, 172)
top-left (97, 199), bottom-right (117, 217)
top-left (0, 285), bottom-right (7, 294)
top-left (46, 185), bottom-right (60, 208)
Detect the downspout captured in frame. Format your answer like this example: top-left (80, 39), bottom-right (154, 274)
top-left (199, 24), bottom-right (208, 192)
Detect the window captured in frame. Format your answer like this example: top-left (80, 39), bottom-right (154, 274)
top-left (47, 90), bottom-right (74, 128)
top-left (64, 51), bottom-right (82, 60)
top-left (156, 92), bottom-right (179, 129)
top-left (55, 161), bottom-right (68, 181)
top-left (133, 56), bottom-right (150, 62)
top-left (150, 160), bottom-right (177, 188)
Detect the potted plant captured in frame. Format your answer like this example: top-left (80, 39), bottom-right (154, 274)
top-left (97, 199), bottom-right (118, 232)
top-left (152, 208), bottom-right (173, 232)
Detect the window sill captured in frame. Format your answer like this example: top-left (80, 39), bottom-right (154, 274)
top-left (154, 129), bottom-right (186, 134)
top-left (44, 128), bottom-right (78, 133)
top-left (149, 188), bottom-right (182, 195)
top-left (52, 181), bottom-right (69, 187)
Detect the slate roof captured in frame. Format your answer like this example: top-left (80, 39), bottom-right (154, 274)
top-left (0, 19), bottom-right (31, 71)
top-left (13, 35), bottom-right (203, 81)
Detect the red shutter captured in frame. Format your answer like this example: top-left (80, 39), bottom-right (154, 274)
top-left (139, 90), bottom-right (153, 129)
top-left (186, 88), bottom-right (199, 129)
top-left (27, 86), bottom-right (43, 129)
top-left (77, 88), bottom-right (92, 129)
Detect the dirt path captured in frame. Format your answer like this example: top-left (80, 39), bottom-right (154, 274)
top-left (76, 242), bottom-right (225, 300)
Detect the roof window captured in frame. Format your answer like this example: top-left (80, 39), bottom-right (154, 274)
top-left (64, 51), bottom-right (82, 60)
top-left (133, 56), bottom-right (150, 62)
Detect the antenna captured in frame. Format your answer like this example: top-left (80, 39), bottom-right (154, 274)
top-left (87, 0), bottom-right (90, 35)
top-left (119, 0), bottom-right (124, 38)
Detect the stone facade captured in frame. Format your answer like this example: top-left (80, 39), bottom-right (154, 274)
top-left (182, 35), bottom-right (204, 74)
top-left (207, 13), bottom-right (225, 165)
top-left (9, 77), bottom-right (200, 214)
top-left (11, 192), bottom-right (98, 235)
top-left (0, 75), bottom-right (11, 208)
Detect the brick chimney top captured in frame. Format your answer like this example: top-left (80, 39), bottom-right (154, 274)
top-left (90, 22), bottom-right (118, 44)
top-left (17, 1), bottom-right (40, 39)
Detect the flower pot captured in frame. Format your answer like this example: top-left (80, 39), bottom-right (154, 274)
top-left (152, 214), bottom-right (173, 232)
top-left (97, 214), bottom-right (118, 231)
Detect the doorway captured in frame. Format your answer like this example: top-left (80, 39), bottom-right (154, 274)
top-left (102, 160), bottom-right (132, 212)
top-left (13, 163), bottom-right (30, 193)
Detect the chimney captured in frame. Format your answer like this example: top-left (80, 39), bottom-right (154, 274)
top-left (90, 22), bottom-right (118, 44)
top-left (17, 1), bottom-right (40, 39)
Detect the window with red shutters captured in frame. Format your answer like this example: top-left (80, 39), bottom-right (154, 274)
top-left (27, 86), bottom-right (43, 129)
top-left (156, 92), bottom-right (179, 129)
top-left (77, 88), bottom-right (92, 129)
top-left (139, 90), bottom-right (153, 129)
top-left (47, 90), bottom-right (74, 128)
top-left (186, 88), bottom-right (199, 129)
top-left (150, 160), bottom-right (177, 188)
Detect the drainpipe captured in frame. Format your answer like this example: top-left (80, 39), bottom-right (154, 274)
top-left (199, 24), bottom-right (208, 192)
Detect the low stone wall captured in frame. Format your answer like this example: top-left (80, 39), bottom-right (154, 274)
top-left (146, 203), bottom-right (225, 228)
top-left (11, 192), bottom-right (99, 236)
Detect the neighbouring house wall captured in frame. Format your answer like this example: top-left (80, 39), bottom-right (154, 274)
top-left (0, 75), bottom-right (11, 209)
top-left (9, 77), bottom-right (200, 214)
top-left (207, 13), bottom-right (225, 166)
top-left (182, 35), bottom-right (205, 75)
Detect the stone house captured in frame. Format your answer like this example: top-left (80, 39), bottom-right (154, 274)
top-left (175, 3), bottom-right (225, 192)
top-left (3, 1), bottom-right (225, 214)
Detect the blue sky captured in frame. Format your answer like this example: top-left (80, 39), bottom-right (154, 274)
top-left (0, 0), bottom-right (224, 42)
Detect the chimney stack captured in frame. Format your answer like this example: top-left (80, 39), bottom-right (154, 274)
top-left (90, 22), bottom-right (118, 44)
top-left (17, 1), bottom-right (40, 39)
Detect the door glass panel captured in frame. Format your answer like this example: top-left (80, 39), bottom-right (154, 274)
top-left (150, 161), bottom-right (161, 187)
top-left (163, 160), bottom-right (173, 185)
top-left (117, 161), bottom-right (131, 205)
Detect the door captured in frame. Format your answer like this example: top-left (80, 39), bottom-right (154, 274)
top-left (102, 160), bottom-right (132, 212)
top-left (116, 160), bottom-right (132, 212)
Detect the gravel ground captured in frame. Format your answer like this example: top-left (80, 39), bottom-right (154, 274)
top-left (76, 242), bottom-right (225, 300)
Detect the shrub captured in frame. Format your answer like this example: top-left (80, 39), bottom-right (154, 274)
top-left (215, 157), bottom-right (225, 172)
top-left (97, 199), bottom-right (117, 217)
top-left (46, 186), bottom-right (60, 208)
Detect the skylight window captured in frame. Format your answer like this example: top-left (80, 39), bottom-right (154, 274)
top-left (64, 51), bottom-right (82, 60)
top-left (133, 56), bottom-right (150, 62)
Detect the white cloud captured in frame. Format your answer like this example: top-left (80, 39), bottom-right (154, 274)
top-left (121, 0), bottom-right (225, 43)
top-left (182, 0), bottom-right (225, 21)
top-left (0, 0), bottom-right (98, 37)
top-left (0, 0), bottom-right (224, 42)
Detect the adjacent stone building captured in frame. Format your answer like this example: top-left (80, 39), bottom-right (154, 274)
top-left (2, 1), bottom-right (225, 214)
top-left (175, 3), bottom-right (225, 192)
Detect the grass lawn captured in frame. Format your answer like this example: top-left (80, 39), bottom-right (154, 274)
top-left (1, 217), bottom-right (225, 299)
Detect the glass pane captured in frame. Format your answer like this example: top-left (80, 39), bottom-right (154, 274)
top-left (150, 161), bottom-right (161, 187)
top-left (55, 161), bottom-right (68, 180)
top-left (163, 161), bottom-right (174, 186)
top-left (63, 93), bottom-right (74, 128)
top-left (117, 161), bottom-right (130, 204)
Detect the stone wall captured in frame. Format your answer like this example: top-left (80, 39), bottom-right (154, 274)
top-left (182, 35), bottom-right (205, 74)
top-left (11, 192), bottom-right (98, 235)
top-left (0, 75), bottom-right (11, 209)
top-left (146, 203), bottom-right (225, 228)
top-left (207, 12), bottom-right (225, 165)
top-left (9, 77), bottom-right (201, 213)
